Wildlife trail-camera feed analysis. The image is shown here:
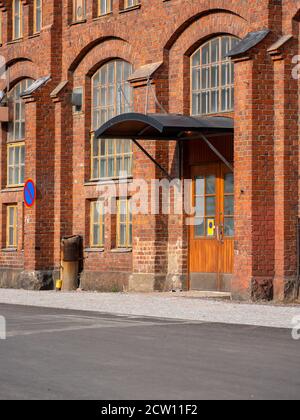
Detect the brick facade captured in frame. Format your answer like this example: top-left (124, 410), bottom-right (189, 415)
top-left (0, 0), bottom-right (299, 301)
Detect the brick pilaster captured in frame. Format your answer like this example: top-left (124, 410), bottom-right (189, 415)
top-left (21, 86), bottom-right (56, 287)
top-left (51, 82), bottom-right (74, 269)
top-left (23, 96), bottom-right (37, 271)
top-left (233, 36), bottom-right (276, 301)
top-left (129, 78), bottom-right (172, 291)
top-left (270, 37), bottom-right (299, 301)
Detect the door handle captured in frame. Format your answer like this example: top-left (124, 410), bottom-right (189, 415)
top-left (219, 225), bottom-right (224, 243)
top-left (217, 225), bottom-right (224, 243)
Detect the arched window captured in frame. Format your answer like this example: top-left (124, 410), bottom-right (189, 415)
top-left (13, 0), bottom-right (23, 40)
top-left (91, 60), bottom-right (133, 180)
top-left (7, 79), bottom-right (33, 186)
top-left (191, 36), bottom-right (239, 116)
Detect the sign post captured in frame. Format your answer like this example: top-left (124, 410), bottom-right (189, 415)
top-left (24, 179), bottom-right (36, 208)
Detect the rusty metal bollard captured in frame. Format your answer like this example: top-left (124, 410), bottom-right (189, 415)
top-left (61, 236), bottom-right (82, 291)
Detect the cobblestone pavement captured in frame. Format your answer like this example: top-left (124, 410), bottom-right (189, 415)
top-left (0, 289), bottom-right (299, 329)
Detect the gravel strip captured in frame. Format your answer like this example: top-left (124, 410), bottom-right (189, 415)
top-left (0, 289), bottom-right (299, 329)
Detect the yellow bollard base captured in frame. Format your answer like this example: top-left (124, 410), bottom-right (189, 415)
top-left (56, 280), bottom-right (63, 291)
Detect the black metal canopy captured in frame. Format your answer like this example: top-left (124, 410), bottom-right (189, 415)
top-left (95, 113), bottom-right (234, 141)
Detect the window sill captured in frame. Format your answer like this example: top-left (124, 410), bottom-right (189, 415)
top-left (93, 13), bottom-right (113, 21)
top-left (7, 38), bottom-right (24, 45)
top-left (85, 177), bottom-right (133, 186)
top-left (119, 5), bottom-right (141, 14)
top-left (29, 33), bottom-right (41, 39)
top-left (7, 139), bottom-right (26, 144)
top-left (111, 248), bottom-right (132, 254)
top-left (69, 19), bottom-right (87, 27)
top-left (2, 186), bottom-right (24, 193)
top-left (85, 248), bottom-right (105, 253)
top-left (2, 248), bottom-right (18, 253)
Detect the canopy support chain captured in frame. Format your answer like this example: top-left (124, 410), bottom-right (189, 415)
top-left (132, 133), bottom-right (233, 180)
top-left (178, 133), bottom-right (234, 173)
top-left (199, 133), bottom-right (234, 172)
top-left (132, 138), bottom-right (173, 181)
top-left (145, 77), bottom-right (168, 115)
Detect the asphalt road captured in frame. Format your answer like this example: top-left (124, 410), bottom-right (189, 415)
top-left (0, 303), bottom-right (299, 400)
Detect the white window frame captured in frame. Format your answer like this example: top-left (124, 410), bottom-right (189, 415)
top-left (191, 36), bottom-right (239, 116)
top-left (91, 60), bottom-right (133, 180)
top-left (13, 0), bottom-right (23, 40)
top-left (34, 0), bottom-right (42, 33)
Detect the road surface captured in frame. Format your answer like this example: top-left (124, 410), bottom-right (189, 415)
top-left (0, 304), bottom-right (299, 400)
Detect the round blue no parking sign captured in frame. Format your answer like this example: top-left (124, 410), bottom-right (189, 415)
top-left (24, 179), bottom-right (36, 208)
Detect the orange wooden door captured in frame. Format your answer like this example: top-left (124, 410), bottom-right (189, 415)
top-left (189, 164), bottom-right (234, 291)
top-left (219, 165), bottom-right (234, 278)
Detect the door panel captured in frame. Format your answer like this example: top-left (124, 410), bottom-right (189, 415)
top-left (189, 163), bottom-right (234, 291)
top-left (190, 164), bottom-right (220, 277)
top-left (190, 239), bottom-right (219, 274)
top-left (219, 166), bottom-right (234, 275)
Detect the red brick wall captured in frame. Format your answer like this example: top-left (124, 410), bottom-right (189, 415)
top-left (0, 0), bottom-right (299, 299)
top-left (0, 0), bottom-right (56, 282)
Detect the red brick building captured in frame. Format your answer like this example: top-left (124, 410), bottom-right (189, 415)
top-left (0, 0), bottom-right (299, 301)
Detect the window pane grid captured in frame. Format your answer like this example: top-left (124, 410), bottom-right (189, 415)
top-left (7, 79), bottom-right (32, 187)
top-left (13, 0), bottom-right (23, 39)
top-left (224, 173), bottom-right (234, 237)
top-left (90, 201), bottom-right (105, 247)
top-left (117, 198), bottom-right (132, 248)
top-left (91, 137), bottom-right (132, 180)
top-left (99, 0), bottom-right (112, 15)
top-left (7, 205), bottom-right (18, 248)
top-left (34, 0), bottom-right (42, 33)
top-left (91, 60), bottom-right (133, 180)
top-left (8, 79), bottom-right (33, 142)
top-left (7, 143), bottom-right (25, 186)
top-left (191, 36), bottom-right (239, 116)
top-left (92, 61), bottom-right (132, 130)
top-left (73, 0), bottom-right (86, 21)
top-left (125, 0), bottom-right (139, 8)
top-left (195, 175), bottom-right (216, 238)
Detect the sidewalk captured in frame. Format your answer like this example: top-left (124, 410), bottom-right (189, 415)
top-left (0, 288), bottom-right (299, 329)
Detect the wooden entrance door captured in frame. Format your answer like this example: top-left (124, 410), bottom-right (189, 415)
top-left (189, 164), bottom-right (234, 291)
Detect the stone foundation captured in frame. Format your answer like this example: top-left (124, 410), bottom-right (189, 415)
top-left (80, 271), bottom-right (131, 292)
top-left (0, 269), bottom-right (55, 290)
top-left (129, 273), bottom-right (187, 292)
